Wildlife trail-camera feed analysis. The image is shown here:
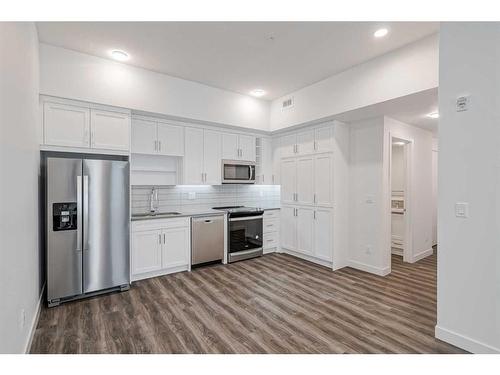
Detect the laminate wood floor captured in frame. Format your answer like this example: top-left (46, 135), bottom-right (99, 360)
top-left (30, 253), bottom-right (466, 354)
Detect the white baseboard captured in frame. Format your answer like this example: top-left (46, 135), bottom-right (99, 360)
top-left (24, 283), bottom-right (45, 354)
top-left (435, 325), bottom-right (500, 354)
top-left (348, 260), bottom-right (391, 276)
top-left (411, 247), bottom-right (433, 263)
top-left (281, 249), bottom-right (333, 268)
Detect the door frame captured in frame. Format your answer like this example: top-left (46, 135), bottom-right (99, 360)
top-left (387, 133), bottom-right (414, 264)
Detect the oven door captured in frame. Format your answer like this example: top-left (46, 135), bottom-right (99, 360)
top-left (228, 215), bottom-right (263, 262)
top-left (222, 160), bottom-right (255, 184)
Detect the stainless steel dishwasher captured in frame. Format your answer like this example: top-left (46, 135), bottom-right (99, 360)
top-left (191, 215), bottom-right (224, 266)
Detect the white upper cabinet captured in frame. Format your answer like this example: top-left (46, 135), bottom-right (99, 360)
top-left (314, 154), bottom-right (333, 207)
top-left (203, 130), bottom-right (222, 185)
top-left (280, 133), bottom-right (297, 158)
top-left (296, 130), bottom-right (315, 155)
top-left (239, 134), bottom-right (256, 161)
top-left (280, 158), bottom-right (296, 204)
top-left (90, 109), bottom-right (130, 151)
top-left (222, 132), bottom-right (256, 161)
top-left (258, 137), bottom-right (273, 185)
top-left (131, 119), bottom-right (157, 154)
top-left (314, 208), bottom-right (333, 261)
top-left (42, 98), bottom-right (131, 153)
top-left (184, 127), bottom-right (204, 184)
top-left (43, 101), bottom-right (90, 148)
top-left (131, 118), bottom-right (184, 156)
top-left (222, 133), bottom-right (239, 160)
top-left (157, 123), bottom-right (184, 156)
top-left (271, 137), bottom-right (281, 185)
top-left (296, 156), bottom-right (314, 205)
top-left (314, 125), bottom-right (334, 153)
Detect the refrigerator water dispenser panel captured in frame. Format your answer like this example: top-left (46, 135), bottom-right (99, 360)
top-left (52, 202), bottom-right (77, 231)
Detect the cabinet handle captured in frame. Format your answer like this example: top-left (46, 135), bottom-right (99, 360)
top-left (158, 234), bottom-right (161, 244)
top-left (262, 174), bottom-right (265, 183)
top-left (154, 140), bottom-right (157, 152)
top-left (163, 234), bottom-right (166, 244)
top-left (159, 141), bottom-right (162, 152)
top-left (296, 144), bottom-right (299, 154)
top-left (272, 175), bottom-right (275, 184)
top-left (314, 193), bottom-right (316, 204)
top-left (314, 211), bottom-right (316, 220)
top-left (314, 141), bottom-right (317, 151)
top-left (201, 172), bottom-right (204, 183)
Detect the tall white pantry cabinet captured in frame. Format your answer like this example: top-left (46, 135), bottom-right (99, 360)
top-left (278, 122), bottom-right (341, 267)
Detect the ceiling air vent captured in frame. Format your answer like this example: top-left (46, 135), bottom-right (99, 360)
top-left (282, 97), bottom-right (294, 110)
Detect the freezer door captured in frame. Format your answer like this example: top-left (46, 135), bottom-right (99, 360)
top-left (47, 157), bottom-right (83, 301)
top-left (83, 159), bottom-right (130, 293)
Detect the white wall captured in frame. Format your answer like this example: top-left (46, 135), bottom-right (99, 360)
top-left (432, 138), bottom-right (438, 246)
top-left (384, 117), bottom-right (434, 263)
top-left (39, 43), bottom-right (270, 131)
top-left (270, 34), bottom-right (439, 131)
top-left (436, 23), bottom-right (500, 353)
top-left (391, 144), bottom-right (405, 192)
top-left (0, 22), bottom-right (41, 353)
top-left (348, 118), bottom-right (388, 275)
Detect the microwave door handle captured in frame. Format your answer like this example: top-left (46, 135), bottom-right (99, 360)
top-left (249, 165), bottom-right (254, 181)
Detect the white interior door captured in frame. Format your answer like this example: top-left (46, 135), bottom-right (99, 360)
top-left (296, 207), bottom-right (314, 255)
top-left (296, 156), bottom-right (314, 205)
top-left (222, 133), bottom-right (239, 160)
top-left (296, 130), bottom-right (315, 155)
top-left (90, 109), bottom-right (130, 151)
top-left (280, 158), bottom-right (296, 204)
top-left (43, 101), bottom-right (90, 148)
top-left (132, 229), bottom-right (162, 275)
top-left (239, 135), bottom-right (256, 161)
top-left (314, 154), bottom-right (333, 206)
top-left (183, 127), bottom-right (204, 184)
top-left (313, 208), bottom-right (333, 261)
top-left (162, 227), bottom-right (190, 269)
top-left (157, 123), bottom-right (184, 156)
top-left (280, 206), bottom-right (296, 251)
top-left (203, 130), bottom-right (222, 185)
top-left (131, 119), bottom-right (157, 154)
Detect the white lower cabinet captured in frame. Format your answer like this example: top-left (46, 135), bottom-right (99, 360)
top-left (263, 209), bottom-right (280, 254)
top-left (131, 217), bottom-right (191, 281)
top-left (280, 206), bottom-right (333, 264)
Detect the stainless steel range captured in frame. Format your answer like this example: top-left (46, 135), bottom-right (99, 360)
top-left (213, 206), bottom-right (264, 263)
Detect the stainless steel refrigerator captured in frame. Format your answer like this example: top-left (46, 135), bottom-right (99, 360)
top-left (45, 156), bottom-right (130, 307)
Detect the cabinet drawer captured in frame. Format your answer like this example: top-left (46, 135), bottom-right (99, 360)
top-left (263, 218), bottom-right (279, 233)
top-left (264, 209), bottom-right (280, 218)
top-left (263, 232), bottom-right (279, 249)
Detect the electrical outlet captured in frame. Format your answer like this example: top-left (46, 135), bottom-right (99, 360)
top-left (188, 192), bottom-right (196, 200)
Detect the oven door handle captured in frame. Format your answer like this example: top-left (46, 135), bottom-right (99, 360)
top-left (229, 215), bottom-right (263, 222)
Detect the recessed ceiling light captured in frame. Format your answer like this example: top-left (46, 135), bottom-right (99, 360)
top-left (250, 89), bottom-right (266, 98)
top-left (110, 50), bottom-right (129, 62)
top-left (427, 112), bottom-right (440, 119)
top-left (374, 28), bottom-right (389, 38)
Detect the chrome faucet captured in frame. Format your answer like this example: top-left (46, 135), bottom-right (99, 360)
top-left (149, 187), bottom-right (159, 214)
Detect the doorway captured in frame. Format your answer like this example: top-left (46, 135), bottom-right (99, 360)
top-left (389, 136), bottom-right (412, 263)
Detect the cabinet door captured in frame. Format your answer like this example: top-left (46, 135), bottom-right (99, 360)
top-left (314, 125), bottom-right (334, 153)
top-left (184, 127), bottom-right (204, 184)
top-left (271, 137), bottom-right (281, 185)
top-left (296, 207), bottom-right (314, 256)
top-left (222, 133), bottom-right (239, 160)
top-left (280, 133), bottom-right (297, 158)
top-left (43, 102), bottom-right (90, 148)
top-left (132, 229), bottom-right (162, 275)
top-left (280, 206), bottom-right (296, 251)
top-left (162, 227), bottom-right (190, 269)
top-left (260, 137), bottom-right (273, 185)
top-left (131, 119), bottom-right (157, 154)
top-left (203, 130), bottom-right (222, 185)
top-left (314, 154), bottom-right (333, 206)
top-left (239, 135), bottom-right (256, 161)
top-left (296, 130), bottom-right (315, 155)
top-left (91, 109), bottom-right (130, 151)
top-left (157, 123), bottom-right (184, 156)
top-left (296, 156), bottom-right (314, 205)
top-left (280, 158), bottom-right (296, 204)
top-left (314, 208), bottom-right (333, 261)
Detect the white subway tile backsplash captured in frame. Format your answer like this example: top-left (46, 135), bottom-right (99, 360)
top-left (131, 185), bottom-right (280, 214)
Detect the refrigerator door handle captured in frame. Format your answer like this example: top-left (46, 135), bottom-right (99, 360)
top-left (83, 175), bottom-right (89, 251)
top-left (76, 176), bottom-right (83, 252)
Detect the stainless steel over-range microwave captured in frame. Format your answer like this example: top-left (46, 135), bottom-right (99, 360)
top-left (222, 160), bottom-right (256, 184)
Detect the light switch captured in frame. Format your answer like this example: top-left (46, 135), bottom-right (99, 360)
top-left (455, 202), bottom-right (469, 218)
top-left (456, 95), bottom-right (470, 112)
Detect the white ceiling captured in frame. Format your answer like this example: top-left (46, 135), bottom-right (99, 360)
top-left (335, 88), bottom-right (439, 133)
top-left (36, 22), bottom-right (439, 100)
